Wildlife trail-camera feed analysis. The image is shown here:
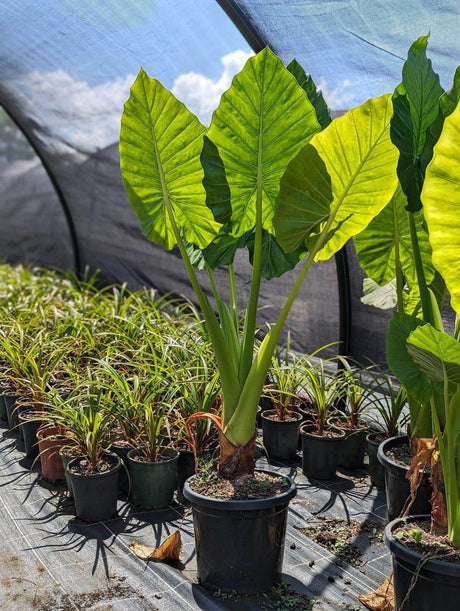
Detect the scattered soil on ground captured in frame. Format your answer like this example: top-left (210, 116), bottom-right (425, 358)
top-left (213, 581), bottom-right (314, 610)
top-left (190, 470), bottom-right (289, 500)
top-left (296, 517), bottom-right (384, 566)
top-left (393, 519), bottom-right (460, 564)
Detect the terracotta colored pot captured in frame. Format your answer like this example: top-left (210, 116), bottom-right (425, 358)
top-left (36, 426), bottom-right (68, 480)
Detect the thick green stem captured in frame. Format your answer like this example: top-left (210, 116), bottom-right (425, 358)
top-left (393, 203), bottom-right (404, 313)
top-left (407, 211), bottom-right (433, 324)
top-left (228, 264), bottom-right (239, 329)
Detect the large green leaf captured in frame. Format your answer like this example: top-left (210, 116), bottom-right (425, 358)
top-left (422, 100), bottom-right (460, 315)
top-left (207, 47), bottom-right (320, 238)
top-left (361, 277), bottom-right (397, 310)
top-left (407, 324), bottom-right (460, 385)
top-left (287, 59), bottom-right (331, 130)
top-left (120, 68), bottom-right (221, 250)
top-left (386, 311), bottom-right (432, 404)
top-left (354, 183), bottom-right (434, 288)
top-left (390, 35), bottom-right (444, 212)
top-left (200, 136), bottom-right (232, 229)
top-left (275, 94), bottom-right (399, 260)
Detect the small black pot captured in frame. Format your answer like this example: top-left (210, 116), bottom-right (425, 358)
top-left (128, 447), bottom-right (179, 509)
top-left (67, 455), bottom-right (120, 522)
top-left (0, 395), bottom-right (8, 422)
top-left (300, 423), bottom-right (345, 480)
top-left (4, 395), bottom-right (22, 432)
top-left (183, 470), bottom-right (296, 595)
top-left (110, 443), bottom-right (131, 497)
top-left (385, 515), bottom-right (460, 610)
top-left (377, 435), bottom-right (432, 521)
top-left (367, 433), bottom-right (385, 489)
top-left (261, 410), bottom-right (302, 461)
top-left (338, 427), bottom-right (368, 470)
top-left (18, 410), bottom-right (43, 459)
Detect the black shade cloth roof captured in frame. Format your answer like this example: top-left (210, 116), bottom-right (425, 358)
top-left (0, 1), bottom-right (458, 363)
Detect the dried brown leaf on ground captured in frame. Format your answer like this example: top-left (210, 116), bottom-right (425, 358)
top-left (358, 575), bottom-right (394, 611)
top-left (129, 530), bottom-right (182, 562)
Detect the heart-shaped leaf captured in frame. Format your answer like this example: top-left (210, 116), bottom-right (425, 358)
top-left (287, 59), bottom-right (331, 130)
top-left (422, 100), bottom-right (460, 315)
top-left (247, 230), bottom-right (305, 280)
top-left (390, 35), bottom-right (444, 212)
top-left (354, 183), bottom-right (434, 288)
top-left (386, 311), bottom-right (432, 404)
top-left (120, 68), bottom-right (221, 250)
top-left (275, 94), bottom-right (399, 261)
top-left (207, 47), bottom-right (320, 238)
top-left (407, 324), bottom-right (460, 385)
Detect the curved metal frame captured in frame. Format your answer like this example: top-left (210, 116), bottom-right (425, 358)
top-left (0, 101), bottom-right (81, 276)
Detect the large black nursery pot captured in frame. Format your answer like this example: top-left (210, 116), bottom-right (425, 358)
top-left (183, 470), bottom-right (296, 595)
top-left (67, 454), bottom-right (120, 522)
top-left (128, 447), bottom-right (179, 509)
top-left (300, 423), bottom-right (345, 480)
top-left (385, 515), bottom-right (460, 610)
top-left (377, 435), bottom-right (431, 521)
top-left (367, 433), bottom-right (385, 489)
top-left (4, 395), bottom-right (22, 432)
top-left (261, 410), bottom-right (302, 461)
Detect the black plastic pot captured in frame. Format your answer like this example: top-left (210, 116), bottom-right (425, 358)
top-left (128, 447), bottom-right (179, 509)
top-left (60, 449), bottom-right (80, 498)
top-left (367, 433), bottom-right (385, 489)
top-left (0, 395), bottom-right (7, 422)
top-left (67, 455), bottom-right (120, 522)
top-left (4, 395), bottom-right (21, 432)
top-left (18, 410), bottom-right (43, 460)
top-left (338, 427), bottom-right (368, 470)
top-left (300, 423), bottom-right (345, 479)
top-left (110, 443), bottom-right (131, 497)
top-left (183, 470), bottom-right (296, 595)
top-left (261, 410), bottom-right (302, 461)
top-left (377, 435), bottom-right (432, 522)
top-left (385, 515), bottom-right (460, 610)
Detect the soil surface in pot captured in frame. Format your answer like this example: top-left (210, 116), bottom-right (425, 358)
top-left (130, 452), bottom-right (171, 463)
top-left (393, 519), bottom-right (460, 564)
top-left (304, 428), bottom-right (344, 439)
top-left (296, 517), bottom-right (384, 566)
top-left (385, 442), bottom-right (431, 472)
top-left (189, 471), bottom-right (289, 500)
top-left (69, 455), bottom-right (117, 476)
top-left (263, 411), bottom-right (300, 422)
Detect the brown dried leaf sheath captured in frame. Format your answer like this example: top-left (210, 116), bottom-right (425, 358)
top-left (186, 412), bottom-right (256, 478)
top-left (129, 530), bottom-right (182, 562)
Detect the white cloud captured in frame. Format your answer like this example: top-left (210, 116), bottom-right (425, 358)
top-left (317, 77), bottom-right (355, 109)
top-left (172, 50), bottom-right (254, 124)
top-left (12, 69), bottom-right (135, 155)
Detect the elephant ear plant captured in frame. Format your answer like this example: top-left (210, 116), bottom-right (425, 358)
top-left (120, 47), bottom-right (399, 481)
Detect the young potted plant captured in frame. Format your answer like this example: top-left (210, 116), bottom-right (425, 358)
top-left (127, 385), bottom-right (178, 509)
top-left (64, 387), bottom-right (121, 522)
top-left (365, 374), bottom-right (409, 490)
top-left (261, 355), bottom-right (307, 461)
top-left (299, 359), bottom-right (346, 479)
top-left (120, 48), bottom-right (399, 593)
top-left (169, 363), bottom-right (220, 501)
top-left (330, 362), bottom-right (374, 470)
